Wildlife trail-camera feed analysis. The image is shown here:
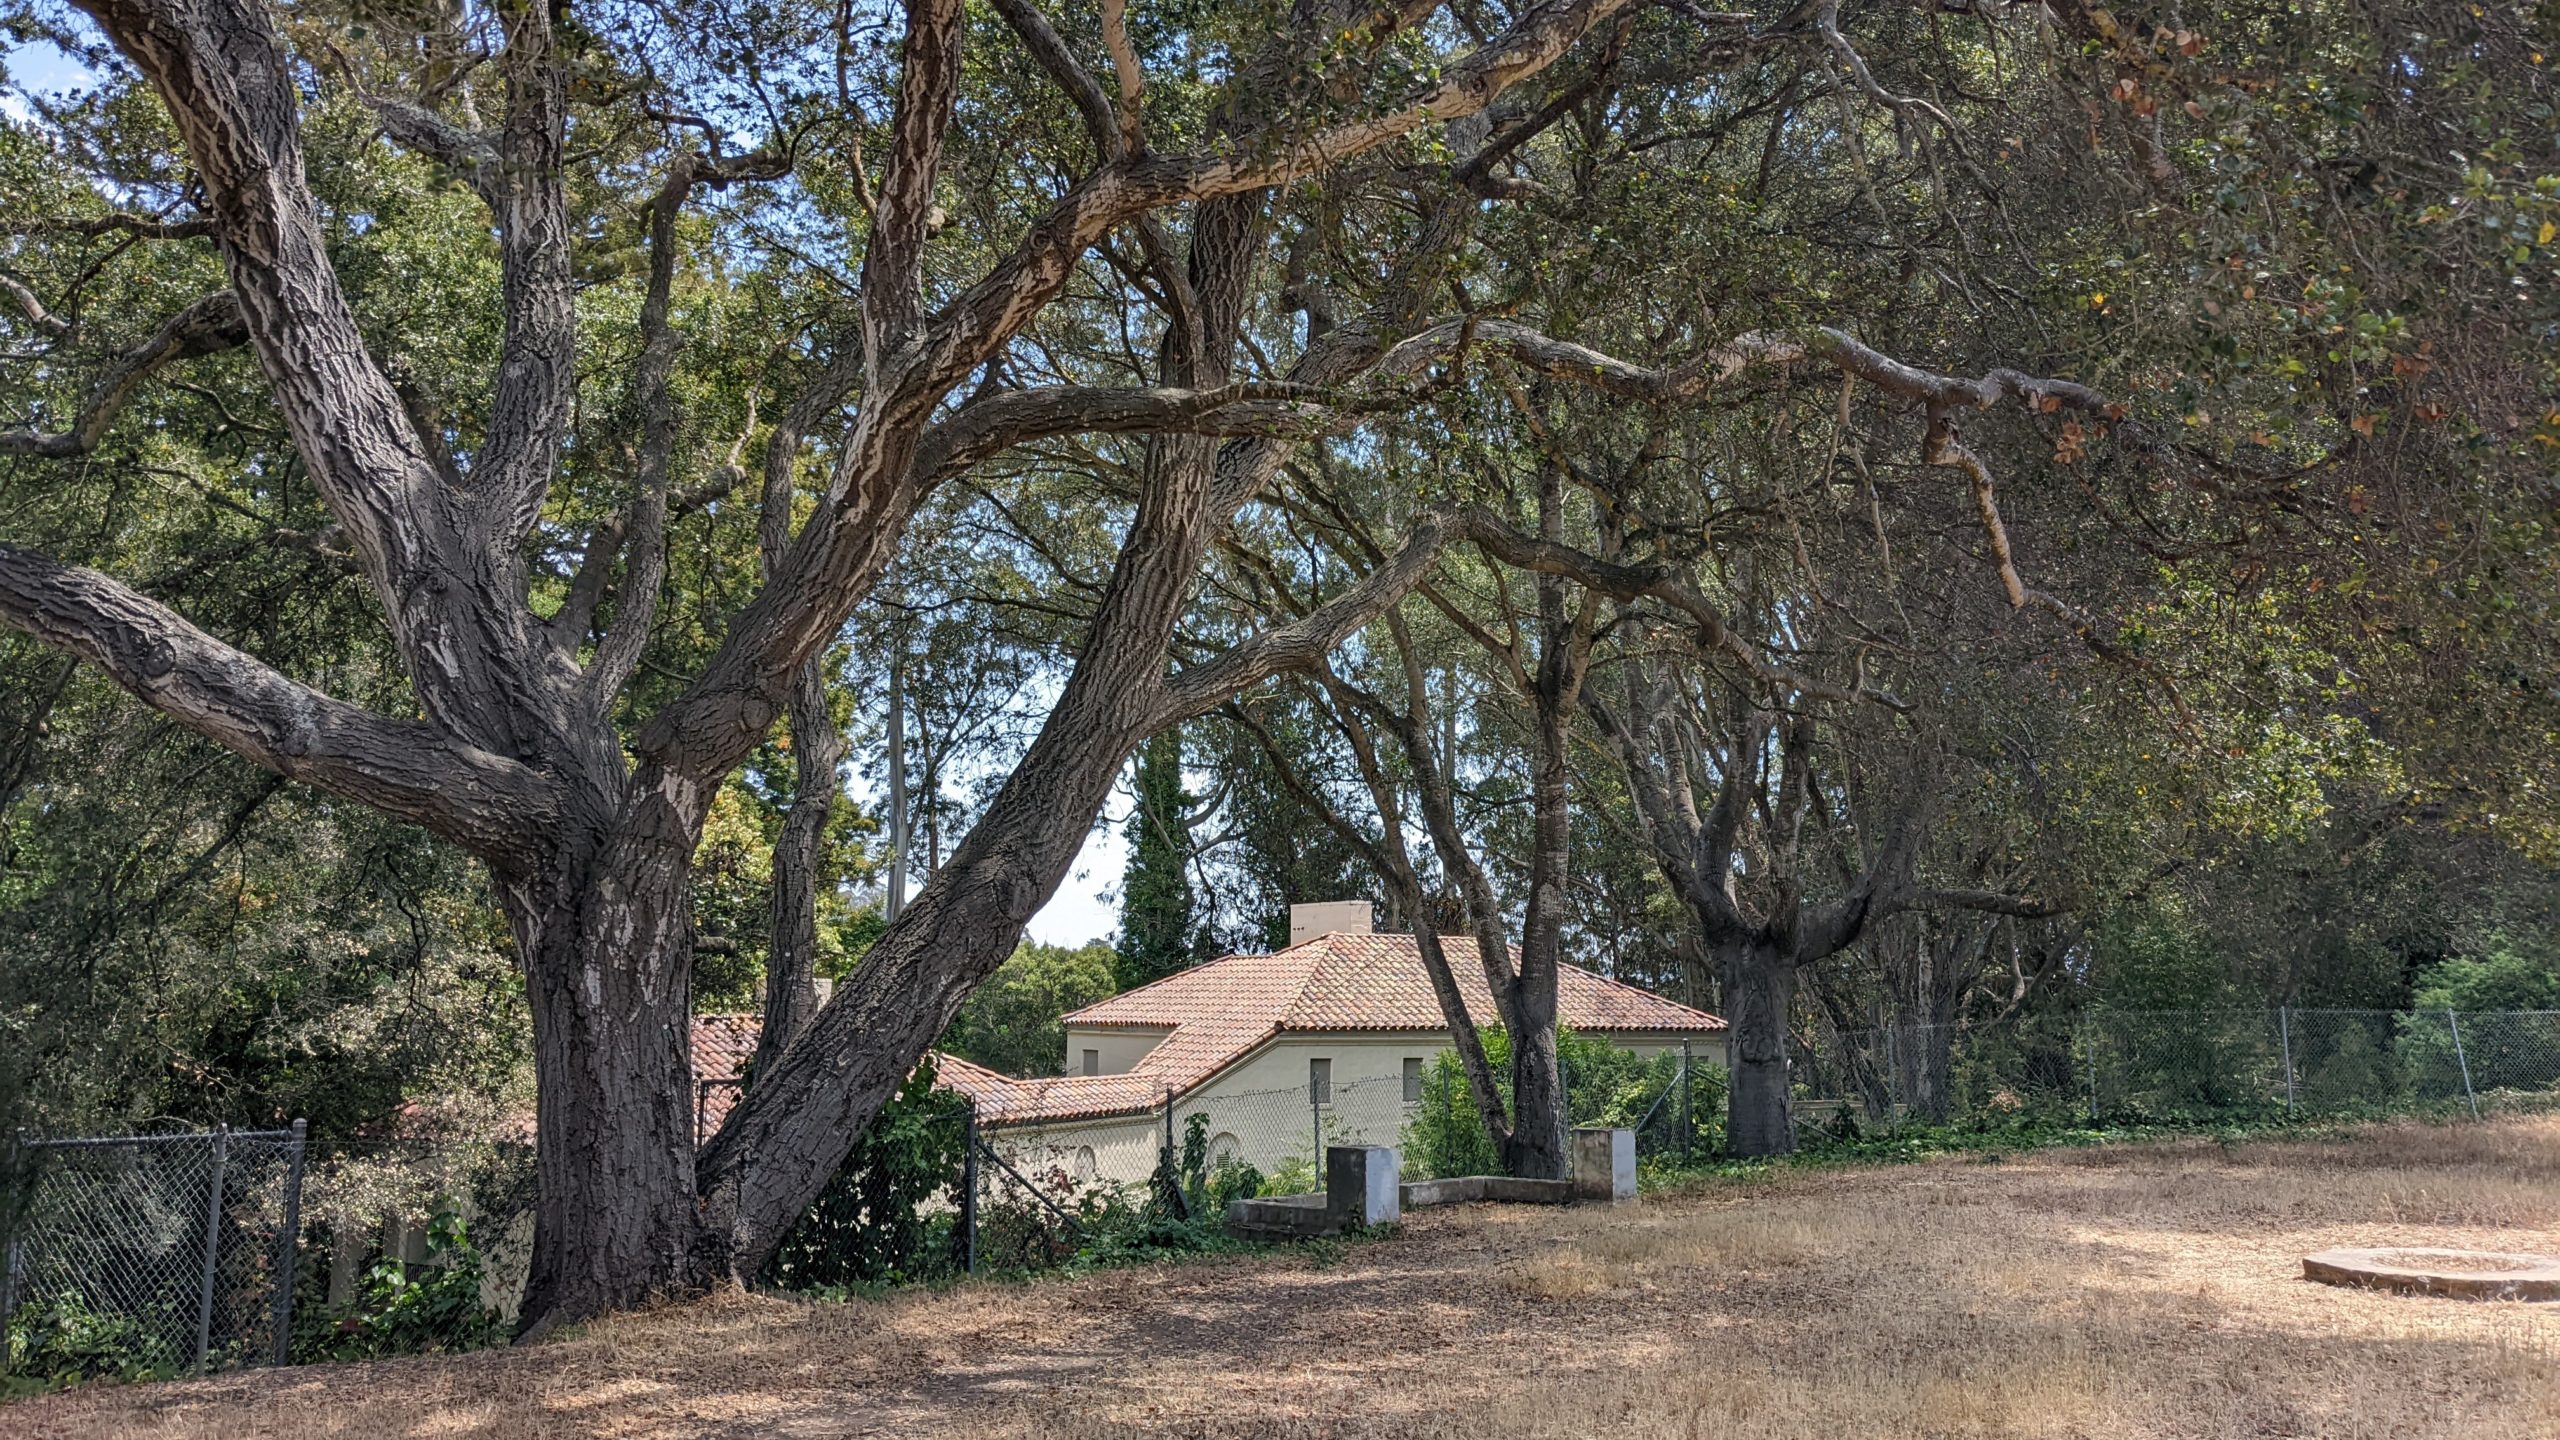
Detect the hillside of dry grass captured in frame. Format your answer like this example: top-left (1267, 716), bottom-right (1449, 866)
top-left (16, 1116), bottom-right (2560, 1439)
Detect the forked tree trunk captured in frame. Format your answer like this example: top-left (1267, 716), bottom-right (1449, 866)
top-left (697, 613), bottom-right (1179, 1274)
top-left (1722, 944), bottom-right (1797, 1156)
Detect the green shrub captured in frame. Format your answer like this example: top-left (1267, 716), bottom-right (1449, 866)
top-left (290, 1211), bottom-right (508, 1363)
top-left (764, 1060), bottom-right (968, 1291)
top-left (1204, 1159), bottom-right (1266, 1211)
top-left (1173, 1114), bottom-right (1267, 1214)
top-left (1261, 1153), bottom-right (1319, 1196)
top-left (1402, 1027), bottom-right (1708, 1176)
top-left (4, 1289), bottom-right (180, 1393)
top-left (2398, 941), bottom-right (2560, 1097)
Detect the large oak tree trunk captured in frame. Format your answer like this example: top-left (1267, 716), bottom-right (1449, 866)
top-left (1722, 944), bottom-right (1797, 1157)
top-left (1505, 1000), bottom-right (1567, 1178)
top-left (511, 771), bottom-right (714, 1331)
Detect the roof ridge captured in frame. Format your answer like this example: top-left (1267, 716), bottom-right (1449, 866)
top-left (1555, 958), bottom-right (1725, 1022)
top-left (1058, 931), bottom-right (1334, 1024)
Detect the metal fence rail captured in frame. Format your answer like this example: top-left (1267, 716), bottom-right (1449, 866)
top-left (2, 1124), bottom-right (306, 1379)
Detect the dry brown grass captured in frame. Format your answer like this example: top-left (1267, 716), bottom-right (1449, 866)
top-left (15, 1116), bottom-right (2560, 1439)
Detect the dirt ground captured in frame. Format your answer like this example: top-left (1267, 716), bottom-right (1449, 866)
top-left (16, 1116), bottom-right (2560, 1439)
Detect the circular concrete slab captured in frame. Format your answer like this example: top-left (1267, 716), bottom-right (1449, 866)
top-left (2303, 1247), bottom-right (2560, 1301)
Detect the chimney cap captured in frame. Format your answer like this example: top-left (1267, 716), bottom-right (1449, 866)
top-left (1288, 900), bottom-right (1374, 948)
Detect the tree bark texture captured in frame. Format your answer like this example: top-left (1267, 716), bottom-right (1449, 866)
top-left (751, 658), bottom-right (841, 1081)
top-left (1720, 944), bottom-right (1797, 1157)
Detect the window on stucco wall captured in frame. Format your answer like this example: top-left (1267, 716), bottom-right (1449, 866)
top-left (1402, 1057), bottom-right (1423, 1103)
top-left (1309, 1057), bottom-right (1331, 1105)
top-left (1081, 1048), bottom-right (1099, 1076)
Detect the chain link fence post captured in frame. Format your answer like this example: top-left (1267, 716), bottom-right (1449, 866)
top-left (960, 1105), bottom-right (978, 1275)
top-left (1310, 1096), bottom-right (1323, 1195)
top-left (2279, 1006), bottom-right (2296, 1115)
top-left (1678, 1041), bottom-right (1693, 1163)
top-left (2447, 1009), bottom-right (2480, 1119)
top-left (191, 1126), bottom-right (228, 1373)
top-left (268, 1119), bottom-right (305, 1366)
top-left (0, 1128), bottom-right (22, 1343)
top-left (2084, 1018), bottom-right (2100, 1125)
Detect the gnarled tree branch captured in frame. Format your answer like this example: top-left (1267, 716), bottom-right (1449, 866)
top-left (1156, 512), bottom-right (1462, 726)
top-left (0, 542), bottom-right (558, 867)
top-left (0, 291), bottom-right (245, 458)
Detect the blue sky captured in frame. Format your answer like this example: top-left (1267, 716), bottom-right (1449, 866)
top-left (3, 33), bottom-right (93, 121)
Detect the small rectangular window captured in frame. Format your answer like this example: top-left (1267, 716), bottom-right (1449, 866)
top-left (1402, 1057), bottom-right (1424, 1103)
top-left (1081, 1049), bottom-right (1100, 1076)
top-left (1310, 1057), bottom-right (1332, 1106)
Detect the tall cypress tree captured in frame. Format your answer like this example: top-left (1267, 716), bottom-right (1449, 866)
top-left (1116, 727), bottom-right (1200, 991)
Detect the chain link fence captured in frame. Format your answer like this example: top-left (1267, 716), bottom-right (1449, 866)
top-left (1167, 1076), bottom-right (1408, 1195)
top-left (1790, 1008), bottom-right (2560, 1136)
top-left (17, 1008), bottom-right (2548, 1381)
top-left (2, 1126), bottom-right (306, 1382)
top-left (1, 1129), bottom-right (542, 1387)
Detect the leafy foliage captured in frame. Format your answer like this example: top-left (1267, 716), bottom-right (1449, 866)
top-left (939, 941), bottom-right (1120, 1079)
top-left (288, 1211), bottom-right (509, 1364)
top-left (2409, 939), bottom-right (2560, 1014)
top-left (1116, 728), bottom-right (1209, 992)
top-left (762, 1061), bottom-right (970, 1291)
top-left (2, 1288), bottom-right (178, 1394)
top-left (1401, 1027), bottom-right (1701, 1177)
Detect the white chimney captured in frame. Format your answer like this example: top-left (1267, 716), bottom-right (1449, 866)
top-left (1288, 900), bottom-right (1375, 948)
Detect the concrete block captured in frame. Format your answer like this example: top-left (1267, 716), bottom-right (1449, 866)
top-left (1571, 1127), bottom-right (1636, 1202)
top-left (1479, 1175), bottom-right (1576, 1204)
top-left (1399, 1175), bottom-right (1482, 1208)
top-left (1225, 1192), bottom-right (1334, 1237)
top-left (1398, 1174), bottom-right (1578, 1208)
top-left (1326, 1144), bottom-right (1401, 1229)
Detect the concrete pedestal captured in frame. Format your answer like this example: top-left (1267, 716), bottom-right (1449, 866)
top-left (1571, 1127), bottom-right (1636, 1202)
top-left (1326, 1144), bottom-right (1401, 1229)
top-left (1228, 1144), bottom-right (1401, 1236)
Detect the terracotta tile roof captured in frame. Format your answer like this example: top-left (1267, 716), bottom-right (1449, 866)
top-left (1029, 932), bottom-right (1723, 1124)
top-left (688, 934), bottom-right (1720, 1132)
top-left (1071, 931), bottom-right (1724, 1038)
top-left (684, 1020), bottom-right (1160, 1131)
top-left (928, 1053), bottom-right (1168, 1126)
top-left (689, 1014), bottom-right (763, 1137)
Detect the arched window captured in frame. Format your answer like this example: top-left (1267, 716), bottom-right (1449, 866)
top-left (1073, 1146), bottom-right (1098, 1183)
top-left (1208, 1132), bottom-right (1242, 1168)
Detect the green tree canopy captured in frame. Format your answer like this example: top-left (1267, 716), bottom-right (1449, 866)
top-left (939, 940), bottom-right (1119, 1079)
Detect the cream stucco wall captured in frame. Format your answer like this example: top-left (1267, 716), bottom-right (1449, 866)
top-left (980, 1112), bottom-right (1161, 1197)
top-left (1060, 1025), bottom-right (1172, 1076)
top-left (985, 1028), bottom-right (1726, 1191)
